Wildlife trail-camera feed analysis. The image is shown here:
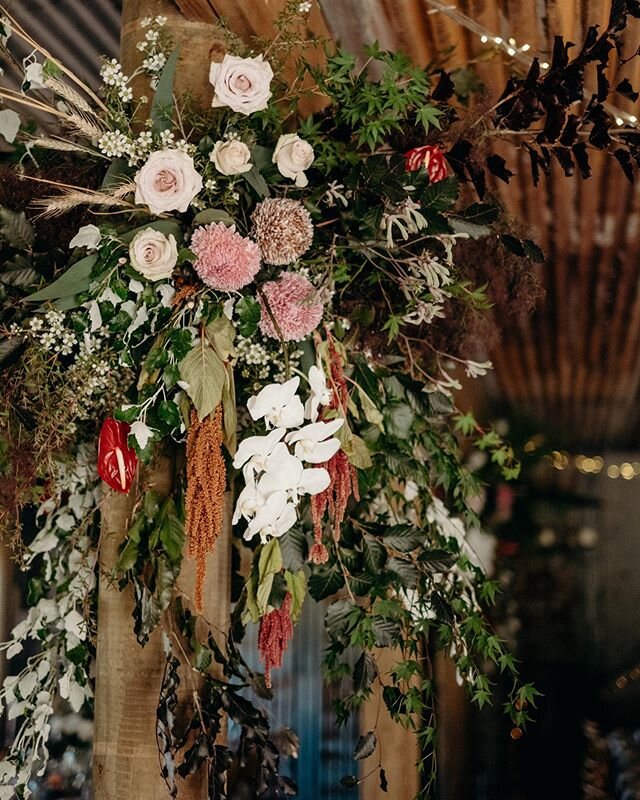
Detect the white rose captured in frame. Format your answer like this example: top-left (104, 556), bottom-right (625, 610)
top-left (273, 133), bottom-right (314, 188)
top-left (209, 54), bottom-right (273, 115)
top-left (210, 139), bottom-right (252, 175)
top-left (134, 149), bottom-right (203, 215)
top-left (69, 224), bottom-right (101, 250)
top-left (129, 227), bottom-right (178, 281)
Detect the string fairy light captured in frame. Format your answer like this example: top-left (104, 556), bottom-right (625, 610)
top-left (423, 0), bottom-right (639, 129)
top-left (523, 438), bottom-right (640, 480)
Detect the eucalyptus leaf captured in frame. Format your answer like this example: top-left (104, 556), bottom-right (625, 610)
top-left (24, 255), bottom-right (97, 303)
top-left (242, 164), bottom-right (269, 198)
top-left (192, 208), bottom-right (234, 226)
top-left (0, 109), bottom-right (20, 144)
top-left (151, 48), bottom-right (179, 134)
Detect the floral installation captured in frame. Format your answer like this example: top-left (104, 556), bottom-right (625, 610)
top-left (1, 0), bottom-right (638, 796)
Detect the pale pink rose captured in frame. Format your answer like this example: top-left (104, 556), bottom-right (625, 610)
top-left (209, 54), bottom-right (273, 115)
top-left (210, 139), bottom-right (252, 175)
top-left (134, 149), bottom-right (203, 215)
top-left (129, 227), bottom-right (178, 281)
top-left (273, 133), bottom-right (314, 188)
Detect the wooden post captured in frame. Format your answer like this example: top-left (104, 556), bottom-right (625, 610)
top-left (93, 5), bottom-right (229, 800)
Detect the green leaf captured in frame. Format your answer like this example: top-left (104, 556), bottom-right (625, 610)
top-left (192, 208), bottom-right (234, 226)
top-left (415, 105), bottom-right (443, 132)
top-left (418, 548), bottom-right (456, 574)
top-left (24, 255), bottom-right (97, 304)
top-left (205, 315), bottom-right (236, 362)
top-left (363, 535), bottom-right (387, 572)
top-left (383, 524), bottom-right (425, 552)
top-left (221, 364), bottom-right (237, 454)
top-left (354, 730), bottom-right (377, 760)
top-left (242, 164), bottom-right (269, 198)
top-left (0, 207), bottom-right (33, 248)
top-left (257, 539), bottom-right (283, 615)
top-left (308, 564), bottom-right (344, 601)
top-left (420, 176), bottom-right (459, 212)
top-left (353, 651), bottom-right (377, 692)
top-left (279, 527), bottom-right (308, 572)
top-left (385, 403), bottom-right (414, 438)
top-left (387, 557), bottom-right (418, 588)
top-left (179, 337), bottom-right (226, 420)
top-left (101, 158), bottom-right (130, 189)
top-left (449, 217), bottom-right (491, 239)
top-left (119, 220), bottom-right (182, 244)
top-left (157, 400), bottom-right (181, 429)
top-left (284, 570), bottom-right (306, 623)
top-left (151, 48), bottom-right (179, 134)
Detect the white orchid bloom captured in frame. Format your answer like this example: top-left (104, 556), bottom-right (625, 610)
top-left (285, 419), bottom-right (343, 463)
top-left (247, 377), bottom-right (305, 429)
top-left (258, 443), bottom-right (330, 502)
top-left (305, 364), bottom-right (333, 421)
top-left (245, 490), bottom-right (298, 543)
top-left (232, 427), bottom-right (286, 474)
top-left (233, 481), bottom-right (266, 525)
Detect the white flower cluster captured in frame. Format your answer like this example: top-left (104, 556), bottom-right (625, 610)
top-left (159, 129), bottom-right (196, 155)
top-left (97, 128), bottom-right (131, 158)
top-left (382, 197), bottom-right (428, 247)
top-left (23, 310), bottom-right (127, 420)
top-left (28, 311), bottom-right (75, 355)
top-left (99, 58), bottom-right (132, 103)
top-left (0, 445), bottom-right (99, 799)
top-left (232, 370), bottom-right (340, 543)
top-left (236, 334), bottom-right (302, 387)
top-left (136, 15), bottom-right (170, 85)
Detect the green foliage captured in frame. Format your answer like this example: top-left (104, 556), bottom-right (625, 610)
top-left (114, 492), bottom-right (185, 645)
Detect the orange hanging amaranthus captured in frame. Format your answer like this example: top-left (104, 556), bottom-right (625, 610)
top-left (258, 593), bottom-right (294, 689)
top-left (310, 333), bottom-right (359, 564)
top-left (185, 404), bottom-right (226, 611)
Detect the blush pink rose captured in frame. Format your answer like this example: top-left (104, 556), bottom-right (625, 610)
top-left (209, 54), bottom-right (274, 115)
top-left (134, 149), bottom-right (203, 215)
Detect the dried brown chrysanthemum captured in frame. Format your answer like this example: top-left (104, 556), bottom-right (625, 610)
top-left (251, 197), bottom-right (313, 265)
top-left (185, 405), bottom-right (227, 611)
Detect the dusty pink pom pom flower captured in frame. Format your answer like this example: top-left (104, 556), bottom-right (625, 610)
top-left (191, 222), bottom-right (261, 291)
top-left (258, 272), bottom-right (323, 341)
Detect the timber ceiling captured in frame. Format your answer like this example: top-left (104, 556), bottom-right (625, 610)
top-left (4, 0), bottom-right (640, 448)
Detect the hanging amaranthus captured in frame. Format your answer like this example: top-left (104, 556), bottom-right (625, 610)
top-left (310, 333), bottom-right (359, 564)
top-left (258, 592), bottom-right (294, 689)
top-left (185, 405), bottom-right (226, 611)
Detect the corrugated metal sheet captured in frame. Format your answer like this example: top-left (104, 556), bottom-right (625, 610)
top-left (2, 0), bottom-right (121, 87)
top-left (240, 599), bottom-right (359, 799)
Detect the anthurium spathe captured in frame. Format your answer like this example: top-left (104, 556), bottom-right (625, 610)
top-left (247, 377), bottom-right (305, 429)
top-left (285, 419), bottom-right (343, 463)
top-left (97, 418), bottom-right (138, 494)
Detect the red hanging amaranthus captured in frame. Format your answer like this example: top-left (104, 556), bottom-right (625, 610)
top-left (258, 592), bottom-right (293, 689)
top-left (310, 333), bottom-right (359, 564)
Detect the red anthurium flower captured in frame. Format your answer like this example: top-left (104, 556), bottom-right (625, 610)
top-left (97, 418), bottom-right (138, 494)
top-left (404, 144), bottom-right (448, 183)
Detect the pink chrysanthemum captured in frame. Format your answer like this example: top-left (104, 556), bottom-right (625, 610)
top-left (190, 222), bottom-right (261, 291)
top-left (258, 272), bottom-right (323, 341)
